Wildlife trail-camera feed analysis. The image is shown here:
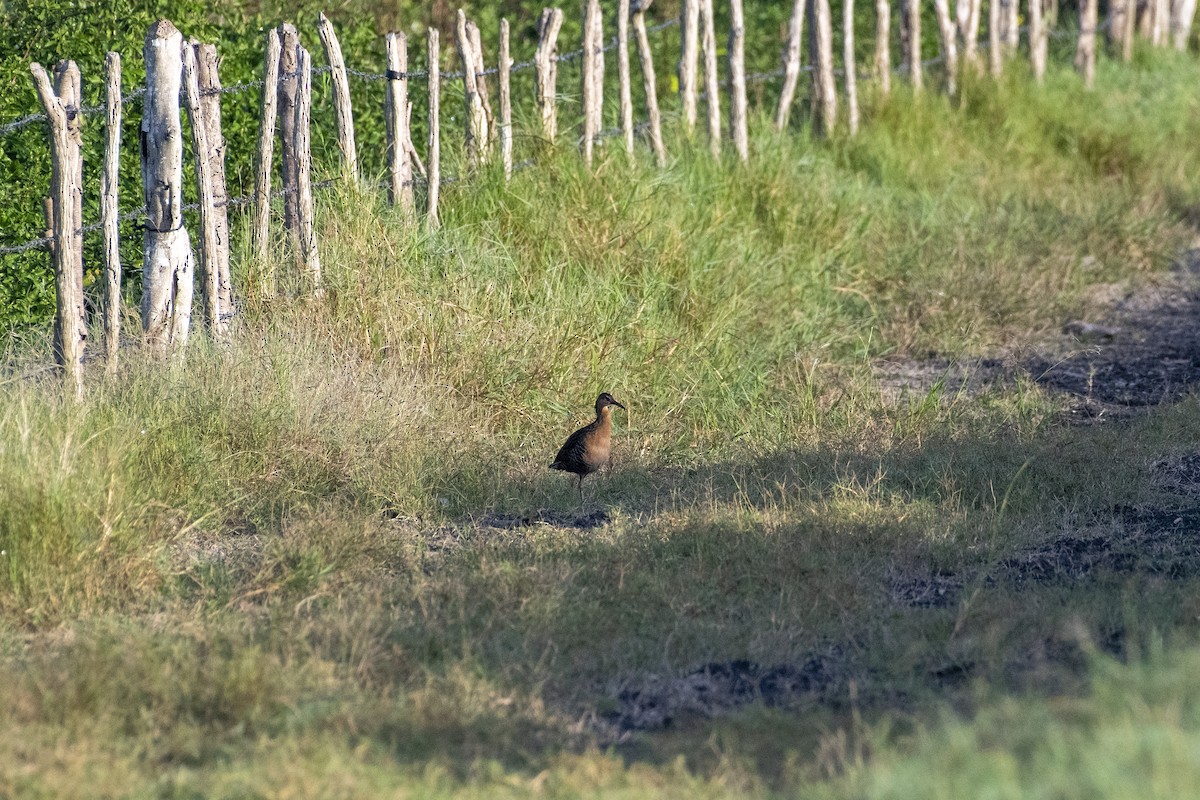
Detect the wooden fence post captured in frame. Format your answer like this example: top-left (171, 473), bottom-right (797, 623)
top-left (427, 28), bottom-right (441, 228)
top-left (140, 20), bottom-right (194, 352)
top-left (933, 0), bottom-right (958, 94)
top-left (729, 0), bottom-right (749, 160)
top-left (591, 0), bottom-right (605, 152)
top-left (1139, 0), bottom-right (1153, 41)
top-left (385, 31), bottom-right (414, 217)
top-left (875, 0), bottom-right (892, 95)
top-left (277, 24), bottom-right (300, 244)
top-left (989, 0), bottom-right (1002, 76)
top-left (182, 43), bottom-right (222, 334)
top-left (582, 0), bottom-right (602, 166)
top-left (253, 28), bottom-right (281, 284)
top-left (456, 10), bottom-right (489, 168)
top-left (468, 21), bottom-right (495, 148)
top-left (1075, 0), bottom-right (1098, 89)
top-left (1175, 0), bottom-right (1198, 50)
top-left (294, 45), bottom-right (321, 293)
top-left (844, 0), bottom-right (859, 136)
top-left (535, 8), bottom-right (564, 144)
top-left (618, 0), bottom-right (634, 160)
top-left (633, 0), bottom-right (667, 166)
top-left (30, 60), bottom-right (86, 397)
top-left (195, 42), bottom-right (232, 337)
top-left (777, 0), bottom-right (806, 129)
top-left (1005, 0), bottom-right (1019, 53)
top-left (1153, 0), bottom-right (1168, 46)
top-left (1122, 0), bottom-right (1136, 61)
top-left (1030, 0), bottom-right (1047, 83)
top-left (809, 0), bottom-right (837, 136)
top-left (102, 52), bottom-right (121, 373)
top-left (907, 0), bottom-right (922, 92)
top-left (962, 0), bottom-right (982, 68)
top-left (680, 0), bottom-right (701, 134)
top-left (318, 12), bottom-right (359, 184)
top-left (500, 19), bottom-right (514, 178)
top-left (701, 0), bottom-right (721, 157)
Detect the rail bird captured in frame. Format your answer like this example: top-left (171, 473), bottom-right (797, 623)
top-left (549, 392), bottom-right (626, 504)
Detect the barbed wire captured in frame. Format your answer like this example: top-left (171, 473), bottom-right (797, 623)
top-left (0, 179), bottom-right (338, 255)
top-left (0, 17), bottom-right (679, 136)
top-left (0, 13), bottom-right (1150, 255)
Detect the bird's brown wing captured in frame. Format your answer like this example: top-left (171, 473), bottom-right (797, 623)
top-left (550, 422), bottom-right (594, 471)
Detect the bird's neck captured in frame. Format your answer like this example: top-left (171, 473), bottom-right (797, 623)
top-left (595, 406), bottom-right (612, 427)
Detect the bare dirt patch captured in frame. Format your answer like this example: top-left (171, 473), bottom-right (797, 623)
top-left (876, 249), bottom-right (1200, 421)
top-left (601, 646), bottom-right (856, 733)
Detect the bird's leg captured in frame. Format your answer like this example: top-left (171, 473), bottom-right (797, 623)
top-left (577, 475), bottom-right (585, 506)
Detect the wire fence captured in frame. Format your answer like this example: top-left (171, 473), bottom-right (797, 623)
top-left (0, 16), bottom-right (684, 255)
top-left (0, 11), bottom-right (1141, 256)
top-left (0, 19), bottom-right (679, 139)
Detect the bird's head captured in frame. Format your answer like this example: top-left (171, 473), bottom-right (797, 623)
top-left (596, 392), bottom-right (626, 413)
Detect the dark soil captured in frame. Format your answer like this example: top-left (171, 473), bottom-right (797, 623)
top-left (603, 647), bottom-right (854, 733)
top-left (875, 248), bottom-right (1200, 421)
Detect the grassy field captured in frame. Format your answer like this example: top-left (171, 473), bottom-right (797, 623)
top-left (3, 38), bottom-right (1200, 796)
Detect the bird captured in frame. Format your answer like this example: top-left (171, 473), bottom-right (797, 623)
top-left (549, 392), bottom-right (626, 504)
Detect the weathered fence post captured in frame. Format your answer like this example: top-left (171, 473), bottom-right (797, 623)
top-left (1122, 0), bottom-right (1136, 61)
top-left (140, 20), bottom-right (194, 353)
top-left (385, 31), bottom-right (414, 218)
top-left (500, 19), bottom-right (514, 178)
top-left (989, 0), bottom-right (1002, 76)
top-left (427, 28), bottom-right (441, 228)
top-left (195, 42), bottom-right (232, 337)
top-left (875, 0), bottom-right (892, 95)
top-left (1175, 0), bottom-right (1198, 50)
top-left (907, 0), bottom-right (923, 92)
top-left (964, 0), bottom-right (983, 69)
top-left (809, 0), bottom-right (837, 136)
top-left (253, 28), bottom-right (281, 282)
top-left (1030, 0), bottom-right (1048, 83)
top-left (456, 10), bottom-right (489, 168)
top-left (1108, 0), bottom-right (1129, 52)
top-left (679, 0), bottom-right (701, 134)
top-left (294, 45), bottom-right (321, 293)
top-left (318, 12), bottom-right (359, 183)
top-left (1153, 0), bottom-right (1169, 46)
top-left (844, 0), bottom-right (859, 136)
top-left (701, 0), bottom-right (721, 157)
top-left (933, 0), bottom-right (958, 95)
top-left (181, 43), bottom-right (222, 335)
top-left (535, 8), bottom-right (564, 143)
top-left (1139, 0), bottom-right (1154, 41)
top-left (591, 0), bottom-right (606, 152)
top-left (1075, 0), bottom-right (1098, 89)
top-left (277, 24), bottom-right (300, 244)
top-left (1005, 0), bottom-right (1019, 53)
top-left (102, 52), bottom-right (121, 373)
top-left (960, 0), bottom-right (979, 66)
top-left (467, 21), bottom-right (496, 147)
top-left (618, 0), bottom-right (634, 160)
top-left (777, 0), bottom-right (806, 129)
top-left (729, 0), bottom-right (749, 160)
top-left (581, 0), bottom-right (602, 166)
top-left (633, 0), bottom-right (667, 166)
top-left (30, 60), bottom-right (86, 397)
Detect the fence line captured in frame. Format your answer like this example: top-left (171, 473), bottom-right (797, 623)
top-left (0, 13), bottom-right (1161, 255)
top-left (1, 2), bottom-right (1197, 394)
top-left (0, 19), bottom-right (681, 140)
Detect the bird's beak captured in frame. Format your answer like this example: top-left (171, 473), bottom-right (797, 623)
top-left (613, 400), bottom-right (627, 410)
